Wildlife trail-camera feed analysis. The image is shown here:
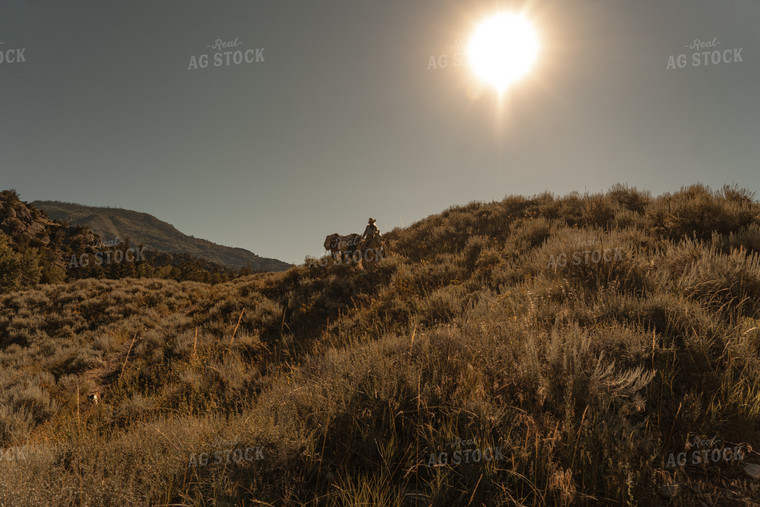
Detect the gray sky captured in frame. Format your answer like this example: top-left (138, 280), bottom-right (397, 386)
top-left (1, 0), bottom-right (758, 264)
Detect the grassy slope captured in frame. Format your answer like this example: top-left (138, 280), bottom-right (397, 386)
top-left (2, 184), bottom-right (760, 505)
top-left (32, 200), bottom-right (292, 272)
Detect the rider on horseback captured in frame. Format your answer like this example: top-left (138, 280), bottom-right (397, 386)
top-left (362, 218), bottom-right (380, 241)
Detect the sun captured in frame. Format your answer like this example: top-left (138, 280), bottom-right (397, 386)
top-left (467, 12), bottom-right (540, 92)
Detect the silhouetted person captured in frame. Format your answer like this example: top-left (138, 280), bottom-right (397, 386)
top-left (362, 218), bottom-right (379, 241)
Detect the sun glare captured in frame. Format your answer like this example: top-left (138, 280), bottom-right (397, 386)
top-left (467, 13), bottom-right (539, 92)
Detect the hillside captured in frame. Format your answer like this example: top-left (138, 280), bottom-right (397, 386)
top-left (0, 189), bottom-right (97, 290)
top-left (0, 191), bottom-right (258, 288)
top-left (1, 183), bottom-right (759, 505)
top-left (32, 200), bottom-right (291, 272)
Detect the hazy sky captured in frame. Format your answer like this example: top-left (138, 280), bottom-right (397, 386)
top-left (1, 0), bottom-right (758, 264)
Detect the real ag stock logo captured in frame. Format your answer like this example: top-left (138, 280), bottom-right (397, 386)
top-left (92, 237), bottom-right (122, 249)
top-left (666, 37), bottom-right (744, 70)
top-left (427, 38), bottom-right (464, 71)
top-left (0, 445), bottom-right (27, 463)
top-left (426, 436), bottom-right (506, 467)
top-left (188, 438), bottom-right (265, 468)
top-left (665, 435), bottom-right (745, 468)
top-left (546, 236), bottom-right (623, 270)
top-left (0, 41), bottom-right (26, 65)
top-left (68, 242), bottom-right (147, 268)
top-left (188, 36), bottom-right (265, 71)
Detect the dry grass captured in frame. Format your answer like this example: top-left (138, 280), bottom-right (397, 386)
top-left (1, 184), bottom-right (759, 505)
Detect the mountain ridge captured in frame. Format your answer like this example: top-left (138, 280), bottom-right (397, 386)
top-left (32, 200), bottom-right (291, 272)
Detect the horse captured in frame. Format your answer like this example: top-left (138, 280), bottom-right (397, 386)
top-left (357, 233), bottom-right (385, 270)
top-left (324, 233), bottom-right (362, 262)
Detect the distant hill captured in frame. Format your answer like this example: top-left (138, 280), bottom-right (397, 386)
top-left (32, 200), bottom-right (291, 272)
top-left (0, 190), bottom-right (264, 289)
